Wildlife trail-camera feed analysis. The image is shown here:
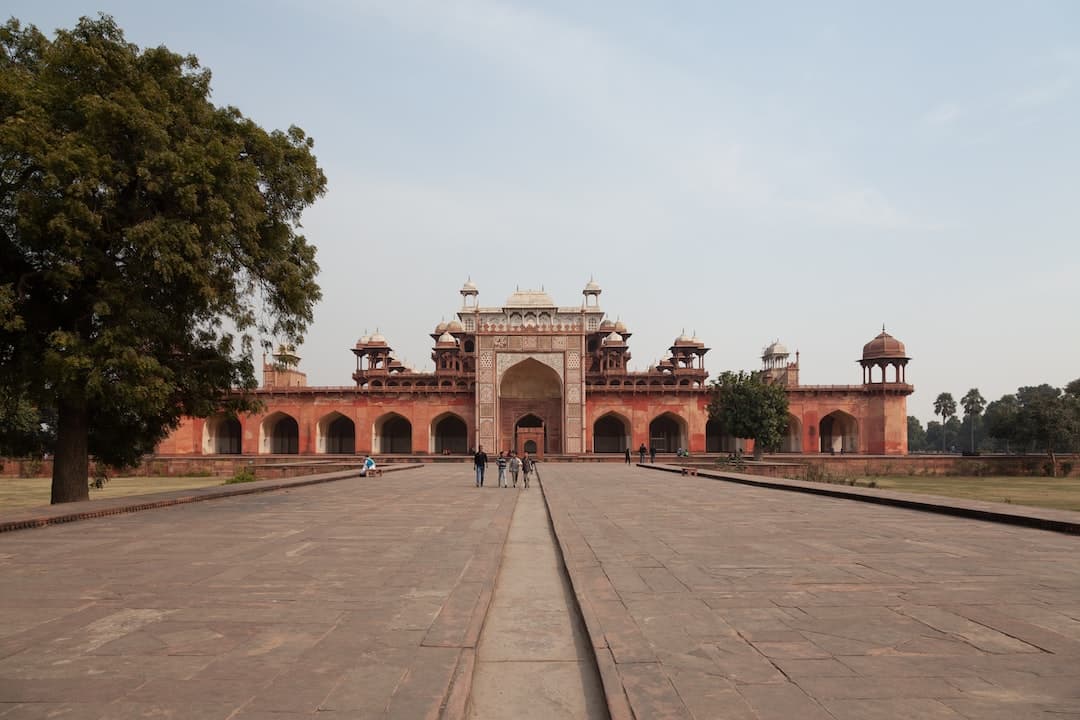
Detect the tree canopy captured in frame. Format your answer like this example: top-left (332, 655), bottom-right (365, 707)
top-left (960, 388), bottom-right (986, 454)
top-left (707, 370), bottom-right (789, 460)
top-left (933, 392), bottom-right (957, 452)
top-left (919, 380), bottom-right (1080, 472)
top-left (0, 16), bottom-right (326, 502)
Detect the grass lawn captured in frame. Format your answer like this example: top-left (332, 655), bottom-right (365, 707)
top-left (867, 476), bottom-right (1080, 512)
top-left (0, 476), bottom-right (228, 511)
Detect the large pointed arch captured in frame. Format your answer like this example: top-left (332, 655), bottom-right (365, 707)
top-left (431, 412), bottom-right (468, 454)
top-left (649, 412), bottom-right (687, 453)
top-left (374, 412), bottom-right (412, 454)
top-left (500, 358), bottom-right (563, 455)
top-left (705, 417), bottom-right (740, 454)
top-left (593, 411), bottom-right (630, 453)
top-left (203, 415), bottom-right (241, 455)
top-left (781, 414), bottom-right (802, 453)
top-left (317, 411), bottom-right (355, 454)
top-left (261, 412), bottom-right (299, 454)
top-left (819, 410), bottom-right (858, 453)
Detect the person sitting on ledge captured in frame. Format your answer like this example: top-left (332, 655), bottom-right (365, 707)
top-left (360, 455), bottom-right (377, 477)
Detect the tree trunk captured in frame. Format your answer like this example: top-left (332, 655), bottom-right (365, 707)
top-left (52, 397), bottom-right (90, 504)
top-left (753, 442), bottom-right (764, 461)
top-left (1048, 448), bottom-right (1057, 478)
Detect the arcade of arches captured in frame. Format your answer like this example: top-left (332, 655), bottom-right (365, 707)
top-left (158, 284), bottom-right (912, 457)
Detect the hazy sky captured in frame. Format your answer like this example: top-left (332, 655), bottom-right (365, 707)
top-left (9, 1), bottom-right (1079, 423)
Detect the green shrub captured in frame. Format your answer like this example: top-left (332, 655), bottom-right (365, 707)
top-left (802, 464), bottom-right (830, 483)
top-left (19, 457), bottom-right (43, 478)
top-left (89, 462), bottom-right (109, 489)
top-left (227, 466), bottom-right (257, 484)
top-left (1062, 461), bottom-right (1074, 476)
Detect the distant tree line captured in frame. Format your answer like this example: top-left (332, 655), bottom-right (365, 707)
top-left (908, 380), bottom-right (1080, 475)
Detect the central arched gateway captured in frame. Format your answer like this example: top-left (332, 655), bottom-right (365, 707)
top-left (499, 358), bottom-right (562, 456)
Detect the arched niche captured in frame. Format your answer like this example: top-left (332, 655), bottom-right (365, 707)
top-left (317, 412), bottom-right (355, 454)
top-left (261, 412), bottom-right (299, 454)
top-left (203, 415), bottom-right (241, 455)
top-left (593, 412), bottom-right (630, 453)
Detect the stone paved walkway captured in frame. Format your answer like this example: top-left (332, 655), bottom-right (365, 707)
top-left (3, 464), bottom-right (1080, 719)
top-left (0, 468), bottom-right (514, 719)
top-left (542, 464), bottom-right (1080, 719)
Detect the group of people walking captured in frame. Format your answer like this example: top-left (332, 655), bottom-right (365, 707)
top-left (472, 446), bottom-right (537, 488)
top-left (626, 443), bottom-right (657, 464)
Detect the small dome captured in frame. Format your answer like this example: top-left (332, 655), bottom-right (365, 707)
top-left (764, 340), bottom-right (788, 356)
top-left (356, 335), bottom-right (370, 347)
top-left (584, 279), bottom-right (601, 293)
top-left (435, 321), bottom-right (448, 334)
top-left (446, 319), bottom-right (464, 333)
top-left (675, 332), bottom-right (692, 345)
top-left (614, 320), bottom-right (627, 333)
top-left (505, 289), bottom-right (556, 307)
top-left (599, 318), bottom-right (615, 331)
top-left (862, 330), bottom-right (907, 360)
top-left (368, 332), bottom-right (387, 345)
top-left (461, 280), bottom-right (478, 293)
top-left (603, 331), bottom-right (624, 346)
top-left (437, 331), bottom-right (456, 345)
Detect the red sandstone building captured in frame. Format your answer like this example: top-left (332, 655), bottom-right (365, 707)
top-left (158, 281), bottom-right (913, 458)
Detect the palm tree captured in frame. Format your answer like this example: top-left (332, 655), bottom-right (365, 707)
top-left (934, 392), bottom-right (957, 453)
top-left (960, 388), bottom-right (986, 454)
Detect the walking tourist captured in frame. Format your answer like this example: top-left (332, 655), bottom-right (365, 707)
top-left (649, 446), bottom-right (657, 463)
top-left (522, 453), bottom-right (533, 489)
top-left (497, 451), bottom-right (508, 488)
top-left (624, 447), bottom-right (631, 464)
top-left (638, 443), bottom-right (647, 463)
top-left (474, 446), bottom-right (488, 487)
top-left (509, 452), bottom-right (521, 487)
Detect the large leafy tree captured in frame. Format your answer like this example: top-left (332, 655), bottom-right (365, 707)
top-left (0, 386), bottom-right (54, 457)
top-left (983, 394), bottom-right (1020, 453)
top-left (1013, 385), bottom-right (1080, 476)
top-left (907, 415), bottom-right (927, 452)
top-left (960, 388), bottom-right (986, 454)
top-left (933, 392), bottom-right (957, 452)
top-left (707, 371), bottom-right (789, 460)
top-left (0, 17), bottom-right (325, 503)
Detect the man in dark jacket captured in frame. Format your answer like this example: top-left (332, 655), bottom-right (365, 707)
top-left (474, 446), bottom-right (488, 487)
top-left (638, 443), bottom-right (647, 464)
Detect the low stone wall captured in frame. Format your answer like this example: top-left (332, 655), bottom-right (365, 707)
top-left (5, 452), bottom-right (1077, 479)
top-left (705, 453), bottom-right (1080, 479)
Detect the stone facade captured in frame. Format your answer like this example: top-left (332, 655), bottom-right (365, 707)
top-left (156, 283), bottom-right (913, 457)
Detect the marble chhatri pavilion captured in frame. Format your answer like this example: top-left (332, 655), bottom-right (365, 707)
top-left (158, 281), bottom-right (913, 457)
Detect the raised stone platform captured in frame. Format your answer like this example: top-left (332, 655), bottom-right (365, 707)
top-left (2, 464), bottom-right (1079, 718)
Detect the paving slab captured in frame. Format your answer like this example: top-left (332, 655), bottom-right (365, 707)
top-left (542, 464), bottom-right (1080, 720)
top-left (0, 465), bottom-right (513, 718)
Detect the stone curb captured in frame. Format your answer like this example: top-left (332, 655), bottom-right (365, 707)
top-left (539, 477), bottom-right (642, 720)
top-left (0, 463), bottom-right (424, 534)
top-left (641, 463), bottom-right (1080, 535)
top-left (438, 489), bottom-right (519, 720)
